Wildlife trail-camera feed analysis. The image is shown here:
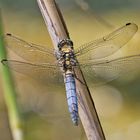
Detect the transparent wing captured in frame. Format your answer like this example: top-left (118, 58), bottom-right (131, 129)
top-left (5, 33), bottom-right (56, 63)
top-left (2, 59), bottom-right (63, 84)
top-left (2, 60), bottom-right (85, 136)
top-left (80, 54), bottom-right (140, 85)
top-left (76, 23), bottom-right (138, 60)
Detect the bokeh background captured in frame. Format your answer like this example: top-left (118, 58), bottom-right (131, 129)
top-left (0, 0), bottom-right (140, 140)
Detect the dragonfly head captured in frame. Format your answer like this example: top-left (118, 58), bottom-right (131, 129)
top-left (58, 39), bottom-right (73, 51)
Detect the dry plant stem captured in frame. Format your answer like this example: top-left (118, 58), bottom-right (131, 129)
top-left (0, 13), bottom-right (24, 140)
top-left (37, 0), bottom-right (106, 140)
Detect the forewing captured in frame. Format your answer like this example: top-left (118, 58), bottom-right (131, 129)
top-left (5, 34), bottom-right (56, 63)
top-left (2, 59), bottom-right (63, 84)
top-left (80, 54), bottom-right (140, 85)
top-left (76, 23), bottom-right (138, 61)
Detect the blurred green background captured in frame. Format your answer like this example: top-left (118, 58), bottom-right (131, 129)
top-left (0, 0), bottom-right (140, 140)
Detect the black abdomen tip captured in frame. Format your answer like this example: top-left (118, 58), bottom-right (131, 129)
top-left (126, 23), bottom-right (131, 26)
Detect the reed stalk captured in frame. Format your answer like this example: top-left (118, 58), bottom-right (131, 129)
top-left (0, 12), bottom-right (24, 140)
top-left (37, 0), bottom-right (106, 140)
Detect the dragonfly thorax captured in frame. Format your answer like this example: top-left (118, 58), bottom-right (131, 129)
top-left (57, 39), bottom-right (77, 72)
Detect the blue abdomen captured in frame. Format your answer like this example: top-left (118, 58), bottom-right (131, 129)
top-left (65, 74), bottom-right (78, 125)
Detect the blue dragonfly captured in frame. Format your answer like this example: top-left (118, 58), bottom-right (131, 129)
top-left (1, 23), bottom-right (139, 126)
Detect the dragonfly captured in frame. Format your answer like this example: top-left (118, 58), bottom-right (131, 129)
top-left (1, 22), bottom-right (139, 126)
